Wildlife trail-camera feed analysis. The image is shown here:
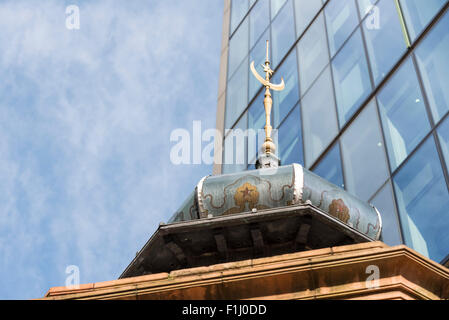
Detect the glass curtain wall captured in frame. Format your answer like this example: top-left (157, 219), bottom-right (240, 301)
top-left (223, 0), bottom-right (449, 262)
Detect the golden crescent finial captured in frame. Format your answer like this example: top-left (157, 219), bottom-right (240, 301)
top-left (250, 61), bottom-right (285, 91)
top-left (250, 61), bottom-right (269, 87)
top-left (249, 40), bottom-right (285, 156)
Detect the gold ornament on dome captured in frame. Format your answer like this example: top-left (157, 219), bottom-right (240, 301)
top-left (329, 199), bottom-right (351, 224)
top-left (234, 182), bottom-right (260, 211)
top-left (250, 40), bottom-right (285, 155)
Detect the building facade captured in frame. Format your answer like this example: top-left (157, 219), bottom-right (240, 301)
top-left (214, 0), bottom-right (449, 266)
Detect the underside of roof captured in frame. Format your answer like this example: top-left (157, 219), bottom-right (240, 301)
top-left (120, 204), bottom-right (374, 279)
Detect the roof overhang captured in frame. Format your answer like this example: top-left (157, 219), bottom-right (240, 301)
top-left (120, 204), bottom-right (373, 279)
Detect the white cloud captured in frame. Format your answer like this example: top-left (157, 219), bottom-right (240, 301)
top-left (0, 0), bottom-right (222, 299)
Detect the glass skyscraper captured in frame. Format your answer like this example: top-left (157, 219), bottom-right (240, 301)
top-left (214, 0), bottom-right (449, 265)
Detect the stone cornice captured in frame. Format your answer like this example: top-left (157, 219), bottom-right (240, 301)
top-left (41, 242), bottom-right (449, 300)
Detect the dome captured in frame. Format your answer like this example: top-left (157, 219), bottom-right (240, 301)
top-left (169, 163), bottom-right (382, 241)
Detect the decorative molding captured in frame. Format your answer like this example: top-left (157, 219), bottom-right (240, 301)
top-left (42, 242), bottom-right (449, 300)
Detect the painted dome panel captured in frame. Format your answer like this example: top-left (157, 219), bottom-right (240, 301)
top-left (198, 166), bottom-right (295, 217)
top-left (302, 169), bottom-right (381, 240)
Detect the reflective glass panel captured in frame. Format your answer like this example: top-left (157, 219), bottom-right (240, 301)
top-left (250, 0), bottom-right (270, 49)
top-left (394, 136), bottom-right (449, 262)
top-left (249, 28), bottom-right (270, 102)
top-left (294, 0), bottom-right (322, 37)
top-left (332, 28), bottom-right (372, 127)
top-left (377, 58), bottom-right (430, 171)
top-left (225, 59), bottom-right (248, 129)
top-left (370, 182), bottom-right (402, 246)
top-left (363, 0), bottom-right (407, 85)
top-left (341, 100), bottom-right (389, 201)
top-left (271, 0), bottom-right (295, 68)
top-left (231, 0), bottom-right (249, 35)
top-left (273, 48), bottom-right (300, 128)
top-left (271, 0), bottom-right (288, 20)
top-left (302, 66), bottom-right (338, 167)
top-left (415, 11), bottom-right (449, 123)
top-left (248, 90), bottom-right (269, 162)
top-left (278, 104), bottom-right (304, 166)
top-left (313, 143), bottom-right (345, 189)
top-left (357, 0), bottom-right (378, 19)
top-left (223, 113), bottom-right (248, 174)
top-left (297, 13), bottom-right (329, 96)
top-left (228, 16), bottom-right (249, 81)
top-left (325, 0), bottom-right (359, 57)
top-left (400, 0), bottom-right (447, 41)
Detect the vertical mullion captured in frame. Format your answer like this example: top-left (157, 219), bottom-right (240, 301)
top-left (296, 58), bottom-right (306, 167)
top-left (292, 0), bottom-right (306, 168)
top-left (321, 2), bottom-right (346, 187)
top-left (394, 0), bottom-right (412, 48)
top-left (335, 141), bottom-right (346, 190)
top-left (291, 0), bottom-right (298, 40)
top-left (355, 0), bottom-right (376, 91)
top-left (229, 0), bottom-right (233, 38)
top-left (322, 1), bottom-right (343, 163)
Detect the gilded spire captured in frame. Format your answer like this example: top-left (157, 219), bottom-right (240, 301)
top-left (250, 40), bottom-right (285, 168)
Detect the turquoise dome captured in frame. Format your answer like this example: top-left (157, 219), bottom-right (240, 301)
top-left (169, 164), bottom-right (381, 241)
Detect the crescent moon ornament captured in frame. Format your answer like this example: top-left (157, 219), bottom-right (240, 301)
top-left (269, 77), bottom-right (285, 91)
top-left (250, 61), bottom-right (269, 87)
top-left (249, 40), bottom-right (286, 156)
top-left (250, 61), bottom-right (285, 91)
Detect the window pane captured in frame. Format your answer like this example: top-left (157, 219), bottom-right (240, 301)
top-left (357, 0), bottom-right (378, 19)
top-left (250, 0), bottom-right (270, 49)
top-left (437, 116), bottom-right (449, 172)
top-left (377, 58), bottom-right (430, 171)
top-left (248, 90), bottom-right (270, 162)
top-left (271, 0), bottom-right (287, 20)
top-left (400, 0), bottom-right (447, 41)
top-left (394, 136), bottom-right (449, 262)
top-left (223, 113), bottom-right (248, 174)
top-left (225, 59), bottom-right (248, 129)
top-left (313, 143), bottom-right (345, 189)
top-left (325, 0), bottom-right (359, 57)
top-left (271, 0), bottom-right (295, 68)
top-left (332, 28), bottom-right (372, 127)
top-left (230, 0), bottom-right (249, 35)
top-left (341, 100), bottom-right (389, 201)
top-left (273, 48), bottom-right (300, 128)
top-left (370, 181), bottom-right (402, 246)
top-left (363, 0), bottom-right (407, 85)
top-left (294, 0), bottom-right (322, 37)
top-left (302, 66), bottom-right (338, 167)
top-left (278, 104), bottom-right (304, 166)
top-left (415, 11), bottom-right (449, 123)
top-left (249, 28), bottom-right (270, 102)
top-left (297, 13), bottom-right (329, 96)
top-left (228, 16), bottom-right (249, 81)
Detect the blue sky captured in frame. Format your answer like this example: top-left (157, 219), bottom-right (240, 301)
top-left (0, 0), bottom-right (223, 299)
